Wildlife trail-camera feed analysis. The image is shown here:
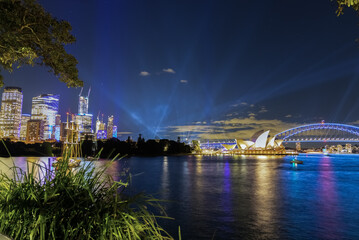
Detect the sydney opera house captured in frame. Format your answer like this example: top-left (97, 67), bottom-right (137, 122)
top-left (221, 130), bottom-right (286, 155)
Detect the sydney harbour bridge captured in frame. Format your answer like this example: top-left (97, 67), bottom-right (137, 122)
top-left (200, 123), bottom-right (359, 149)
top-left (275, 123), bottom-right (359, 142)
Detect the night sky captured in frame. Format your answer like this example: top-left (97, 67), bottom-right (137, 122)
top-left (2, 0), bottom-right (359, 141)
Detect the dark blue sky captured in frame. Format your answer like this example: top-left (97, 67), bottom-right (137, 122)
top-left (2, 0), bottom-right (359, 140)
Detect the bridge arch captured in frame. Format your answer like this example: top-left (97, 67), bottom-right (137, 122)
top-left (275, 123), bottom-right (359, 142)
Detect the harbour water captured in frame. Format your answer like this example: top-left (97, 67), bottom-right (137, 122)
top-left (1, 154), bottom-right (359, 239)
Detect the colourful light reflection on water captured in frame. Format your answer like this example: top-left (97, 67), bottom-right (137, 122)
top-left (3, 154), bottom-right (359, 239)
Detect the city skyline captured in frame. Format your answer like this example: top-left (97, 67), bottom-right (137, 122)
top-left (2, 0), bottom-right (359, 140)
top-left (0, 86), bottom-right (118, 142)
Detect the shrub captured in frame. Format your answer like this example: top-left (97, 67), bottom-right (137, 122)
top-left (0, 155), bottom-right (172, 239)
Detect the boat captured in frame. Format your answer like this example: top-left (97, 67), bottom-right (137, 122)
top-left (290, 159), bottom-right (303, 164)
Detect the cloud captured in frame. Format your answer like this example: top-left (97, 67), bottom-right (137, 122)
top-left (285, 114), bottom-right (292, 118)
top-left (117, 132), bottom-right (133, 135)
top-left (180, 79), bottom-right (188, 84)
top-left (162, 68), bottom-right (176, 74)
top-left (259, 107), bottom-right (268, 113)
top-left (248, 113), bottom-right (256, 119)
top-left (193, 121), bottom-right (207, 124)
top-left (166, 117), bottom-right (298, 140)
top-left (139, 71), bottom-right (150, 76)
top-left (240, 102), bottom-right (248, 106)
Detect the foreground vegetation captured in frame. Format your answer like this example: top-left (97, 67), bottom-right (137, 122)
top-left (0, 154), bottom-right (173, 239)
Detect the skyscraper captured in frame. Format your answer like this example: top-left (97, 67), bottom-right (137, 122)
top-left (112, 125), bottom-right (117, 138)
top-left (20, 114), bottom-right (31, 140)
top-left (54, 114), bottom-right (61, 141)
top-left (31, 94), bottom-right (60, 140)
top-left (78, 88), bottom-right (90, 115)
top-left (96, 115), bottom-right (106, 139)
top-left (76, 114), bottom-right (93, 134)
top-left (0, 87), bottom-right (23, 139)
top-left (77, 88), bottom-right (93, 139)
top-left (107, 115), bottom-right (114, 139)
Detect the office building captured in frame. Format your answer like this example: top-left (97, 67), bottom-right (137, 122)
top-left (76, 88), bottom-right (93, 139)
top-left (31, 94), bottom-right (59, 140)
top-left (26, 120), bottom-right (44, 142)
top-left (96, 115), bottom-right (106, 133)
top-left (113, 125), bottom-right (117, 138)
top-left (20, 114), bottom-right (31, 140)
top-left (107, 115), bottom-right (114, 139)
top-left (76, 114), bottom-right (93, 137)
top-left (54, 114), bottom-right (61, 141)
top-left (0, 87), bottom-right (23, 139)
top-left (78, 88), bottom-right (91, 115)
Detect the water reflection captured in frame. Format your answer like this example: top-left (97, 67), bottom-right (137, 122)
top-left (316, 156), bottom-right (342, 239)
top-left (161, 156), bottom-right (169, 199)
top-left (253, 156), bottom-right (280, 239)
top-left (0, 157), bottom-right (55, 181)
top-left (2, 155), bottom-right (359, 239)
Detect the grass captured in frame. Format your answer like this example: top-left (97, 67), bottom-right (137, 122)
top-left (0, 151), bottom-right (173, 239)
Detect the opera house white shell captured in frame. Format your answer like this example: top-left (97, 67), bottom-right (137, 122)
top-left (234, 130), bottom-right (283, 150)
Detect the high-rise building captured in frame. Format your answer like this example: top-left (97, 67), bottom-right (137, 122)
top-left (76, 114), bottom-right (93, 135)
top-left (95, 115), bottom-right (106, 139)
top-left (20, 114), bottom-right (31, 140)
top-left (26, 120), bottom-right (44, 142)
top-left (31, 94), bottom-right (59, 140)
top-left (107, 115), bottom-right (114, 139)
top-left (96, 115), bottom-right (106, 133)
top-left (113, 125), bottom-right (117, 138)
top-left (0, 87), bottom-right (23, 139)
top-left (78, 96), bottom-right (89, 115)
top-left (76, 88), bottom-right (93, 139)
top-left (54, 114), bottom-right (61, 141)
top-left (78, 88), bottom-right (91, 115)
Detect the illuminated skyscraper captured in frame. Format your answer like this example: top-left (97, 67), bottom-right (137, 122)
top-left (54, 114), bottom-right (61, 141)
top-left (96, 115), bottom-right (106, 133)
top-left (96, 115), bottom-right (106, 139)
top-left (107, 115), bottom-right (114, 139)
top-left (0, 87), bottom-right (23, 139)
top-left (79, 96), bottom-right (89, 115)
top-left (31, 94), bottom-right (60, 140)
top-left (20, 114), bottom-right (31, 140)
top-left (78, 88), bottom-right (90, 115)
top-left (112, 125), bottom-right (117, 138)
top-left (76, 88), bottom-right (93, 139)
top-left (76, 114), bottom-right (93, 137)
